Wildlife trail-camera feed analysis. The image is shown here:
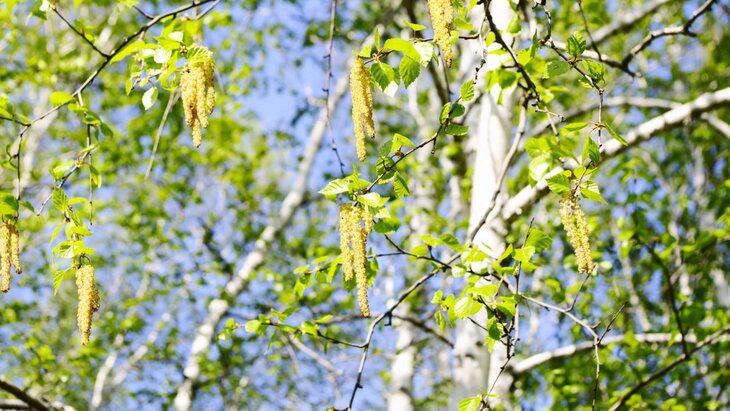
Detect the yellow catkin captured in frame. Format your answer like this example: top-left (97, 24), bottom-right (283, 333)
top-left (559, 195), bottom-right (595, 274)
top-left (0, 223), bottom-right (10, 292)
top-left (76, 264), bottom-right (101, 346)
top-left (9, 224), bottom-right (21, 275)
top-left (354, 207), bottom-right (373, 317)
top-left (349, 58), bottom-right (375, 162)
top-left (338, 205), bottom-right (374, 317)
top-left (339, 204), bottom-right (356, 282)
top-left (180, 46), bottom-right (215, 148)
top-left (427, 0), bottom-right (454, 67)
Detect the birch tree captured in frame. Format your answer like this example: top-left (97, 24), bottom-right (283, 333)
top-left (0, 0), bottom-right (729, 410)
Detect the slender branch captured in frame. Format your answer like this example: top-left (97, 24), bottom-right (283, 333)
top-left (145, 90), bottom-right (179, 180)
top-left (53, 7), bottom-right (110, 57)
top-left (621, 0), bottom-right (718, 67)
top-left (323, 0), bottom-right (346, 177)
top-left (608, 325), bottom-right (730, 411)
top-left (0, 376), bottom-right (74, 411)
top-left (590, 0), bottom-right (672, 46)
top-left (502, 87), bottom-right (730, 224)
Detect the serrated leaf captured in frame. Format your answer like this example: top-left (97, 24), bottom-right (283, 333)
top-left (460, 81), bottom-right (475, 102)
top-left (525, 229), bottom-right (552, 252)
top-left (383, 38), bottom-right (421, 62)
top-left (546, 60), bottom-right (570, 78)
top-left (53, 267), bottom-right (74, 295)
top-left (391, 133), bottom-right (416, 153)
top-left (50, 91), bottom-right (74, 107)
top-left (370, 62), bottom-right (396, 91)
top-left (458, 396), bottom-right (481, 411)
top-left (393, 172), bottom-right (410, 198)
top-left (358, 192), bottom-right (388, 208)
top-left (318, 179), bottom-right (349, 196)
top-left (564, 122), bottom-right (588, 132)
top-left (414, 42), bottom-right (434, 66)
top-left (440, 103), bottom-right (451, 123)
top-left (449, 103), bottom-right (465, 119)
top-left (580, 180), bottom-right (606, 203)
top-left (445, 124), bottom-right (468, 136)
top-left (546, 173), bottom-right (571, 194)
top-left (0, 192), bottom-right (19, 216)
top-left (454, 296), bottom-right (481, 319)
top-left (399, 56), bottom-right (420, 88)
top-left (52, 187), bottom-right (68, 212)
top-left (566, 32), bottom-right (586, 57)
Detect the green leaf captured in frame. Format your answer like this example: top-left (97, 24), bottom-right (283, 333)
top-left (546, 173), bottom-right (571, 194)
top-left (244, 320), bottom-right (261, 333)
top-left (445, 124), bottom-right (469, 136)
top-left (370, 62), bottom-right (396, 91)
top-left (414, 42), bottom-right (434, 66)
top-left (460, 81), bottom-right (475, 102)
top-left (564, 122), bottom-right (588, 132)
top-left (507, 14), bottom-right (521, 34)
top-left (50, 160), bottom-right (75, 180)
top-left (358, 192), bottom-right (388, 208)
top-left (454, 296), bottom-right (481, 319)
top-left (0, 192), bottom-right (19, 216)
top-left (356, 44), bottom-right (372, 58)
top-left (52, 187), bottom-right (68, 212)
top-left (383, 38), bottom-right (421, 62)
top-left (566, 32), bottom-right (586, 57)
top-left (50, 91), bottom-right (74, 107)
top-left (318, 179), bottom-right (349, 197)
top-left (449, 103), bottom-right (465, 119)
top-left (374, 27), bottom-right (381, 51)
top-left (402, 19), bottom-right (426, 31)
top-left (604, 121), bottom-right (628, 145)
top-left (393, 172), bottom-right (410, 198)
top-left (142, 86), bottom-right (158, 111)
top-left (581, 135), bottom-right (600, 164)
top-left (469, 284), bottom-right (499, 300)
top-left (458, 396), bottom-right (481, 411)
top-left (391, 133), bottom-right (416, 153)
top-left (53, 266), bottom-right (74, 295)
top-left (546, 60), bottom-right (570, 78)
top-left (580, 180), bottom-right (606, 203)
top-left (582, 60), bottom-right (606, 84)
top-left (374, 217), bottom-right (401, 234)
top-left (399, 56), bottom-right (420, 88)
top-left (440, 103), bottom-right (451, 123)
top-left (525, 229), bottom-right (552, 252)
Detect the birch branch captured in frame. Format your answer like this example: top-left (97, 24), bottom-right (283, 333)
top-left (0, 377), bottom-right (75, 411)
top-left (502, 87), bottom-right (730, 223)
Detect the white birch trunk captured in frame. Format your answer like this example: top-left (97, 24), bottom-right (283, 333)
top-left (452, 0), bottom-right (515, 408)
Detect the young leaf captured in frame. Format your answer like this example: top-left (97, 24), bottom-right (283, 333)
top-left (50, 91), bottom-right (74, 107)
top-left (545, 60), bottom-right (570, 78)
top-left (460, 81), bottom-right (475, 102)
top-left (546, 173), bottom-right (571, 194)
top-left (604, 121), bottom-right (628, 146)
top-left (399, 56), bottom-right (420, 88)
top-left (402, 19), bottom-right (426, 31)
top-left (566, 31), bottom-right (586, 57)
top-left (580, 180), bottom-right (606, 203)
top-left (383, 38), bottom-right (421, 61)
top-left (142, 86), bottom-right (158, 111)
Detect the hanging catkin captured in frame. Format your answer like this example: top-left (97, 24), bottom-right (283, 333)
top-left (559, 195), bottom-right (595, 274)
top-left (427, 0), bottom-right (454, 67)
top-left (9, 224), bottom-right (21, 275)
top-left (338, 204), bottom-right (374, 317)
top-left (180, 46), bottom-right (216, 148)
top-left (76, 264), bottom-right (101, 345)
top-left (349, 58), bottom-right (375, 161)
top-left (0, 223), bottom-right (10, 292)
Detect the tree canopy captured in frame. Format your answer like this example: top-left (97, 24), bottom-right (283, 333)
top-left (0, 0), bottom-right (728, 410)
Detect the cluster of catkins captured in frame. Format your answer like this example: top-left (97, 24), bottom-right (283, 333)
top-left (349, 58), bottom-right (375, 161)
top-left (76, 264), bottom-right (100, 346)
top-left (559, 194), bottom-right (595, 274)
top-left (180, 46), bottom-right (216, 148)
top-left (0, 222), bottom-right (21, 292)
top-left (339, 204), bottom-right (374, 317)
top-left (427, 0), bottom-right (454, 67)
